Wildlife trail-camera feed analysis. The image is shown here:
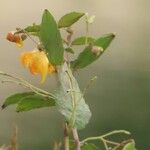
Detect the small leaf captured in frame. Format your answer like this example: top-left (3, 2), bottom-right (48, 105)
top-left (65, 47), bottom-right (74, 54)
top-left (24, 24), bottom-right (40, 33)
top-left (122, 142), bottom-right (136, 150)
top-left (58, 12), bottom-right (85, 28)
top-left (55, 63), bottom-right (91, 129)
top-left (72, 37), bottom-right (95, 45)
top-left (16, 95), bottom-right (55, 112)
top-left (71, 33), bottom-right (115, 69)
top-left (15, 24), bottom-right (40, 36)
top-left (2, 92), bottom-right (34, 109)
top-left (40, 9), bottom-right (64, 65)
top-left (81, 143), bottom-right (99, 150)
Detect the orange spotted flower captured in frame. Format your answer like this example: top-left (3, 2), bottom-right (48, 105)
top-left (21, 50), bottom-right (56, 83)
top-left (6, 32), bottom-right (23, 47)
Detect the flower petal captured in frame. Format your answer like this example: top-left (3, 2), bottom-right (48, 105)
top-left (20, 50), bottom-right (55, 83)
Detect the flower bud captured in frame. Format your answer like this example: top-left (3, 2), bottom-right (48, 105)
top-left (91, 46), bottom-right (104, 56)
top-left (21, 34), bottom-right (27, 41)
top-left (6, 32), bottom-right (23, 47)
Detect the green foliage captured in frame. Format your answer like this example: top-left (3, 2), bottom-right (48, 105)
top-left (122, 142), bottom-right (136, 150)
top-left (40, 9), bottom-right (64, 65)
top-left (3, 8), bottom-right (135, 150)
top-left (65, 47), bottom-right (74, 54)
top-left (16, 94), bottom-right (55, 112)
top-left (2, 92), bottom-right (34, 109)
top-left (71, 37), bottom-right (95, 45)
top-left (71, 33), bottom-right (115, 69)
top-left (24, 24), bottom-right (40, 33)
top-left (81, 143), bottom-right (99, 150)
top-left (58, 12), bottom-right (85, 28)
top-left (2, 92), bottom-right (55, 112)
top-left (55, 63), bottom-right (91, 129)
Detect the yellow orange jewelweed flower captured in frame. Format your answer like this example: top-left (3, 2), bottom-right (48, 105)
top-left (6, 32), bottom-right (23, 47)
top-left (21, 50), bottom-right (56, 83)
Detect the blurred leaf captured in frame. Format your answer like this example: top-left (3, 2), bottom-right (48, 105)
top-left (122, 142), bottom-right (136, 150)
top-left (24, 24), bottom-right (40, 33)
top-left (65, 47), bottom-right (74, 54)
top-left (15, 24), bottom-right (40, 36)
top-left (69, 140), bottom-right (76, 150)
top-left (2, 92), bottom-right (34, 109)
top-left (16, 95), bottom-right (55, 112)
top-left (58, 12), bottom-right (85, 28)
top-left (72, 37), bottom-right (95, 45)
top-left (71, 33), bottom-right (115, 69)
top-left (81, 143), bottom-right (99, 150)
top-left (56, 63), bottom-right (91, 129)
top-left (40, 9), bottom-right (64, 65)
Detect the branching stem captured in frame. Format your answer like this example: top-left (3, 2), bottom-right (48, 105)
top-left (0, 71), bottom-right (57, 99)
top-left (81, 130), bottom-right (130, 149)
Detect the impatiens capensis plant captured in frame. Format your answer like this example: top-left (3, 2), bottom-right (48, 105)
top-left (1, 9), bottom-right (136, 150)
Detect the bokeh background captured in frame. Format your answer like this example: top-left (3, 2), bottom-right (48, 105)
top-left (0, 0), bottom-right (150, 149)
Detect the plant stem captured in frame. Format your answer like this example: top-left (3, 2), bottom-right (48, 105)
top-left (103, 139), bottom-right (109, 150)
top-left (16, 28), bottom-right (39, 46)
top-left (65, 70), bottom-right (77, 128)
top-left (64, 124), bottom-right (69, 150)
top-left (81, 130), bottom-right (130, 144)
top-left (0, 71), bottom-right (57, 99)
top-left (72, 128), bottom-right (81, 150)
top-left (82, 76), bottom-right (97, 97)
top-left (85, 21), bottom-right (89, 45)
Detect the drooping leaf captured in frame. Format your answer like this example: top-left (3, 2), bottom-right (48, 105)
top-left (55, 63), bottom-right (91, 130)
top-left (122, 142), bottom-right (136, 150)
top-left (16, 95), bottom-right (55, 112)
top-left (71, 33), bottom-right (115, 69)
top-left (40, 9), bottom-right (64, 65)
top-left (2, 92), bottom-right (34, 109)
top-left (58, 12), bottom-right (85, 28)
top-left (72, 37), bottom-right (95, 45)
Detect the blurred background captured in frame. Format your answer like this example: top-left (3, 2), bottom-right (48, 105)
top-left (0, 0), bottom-right (150, 149)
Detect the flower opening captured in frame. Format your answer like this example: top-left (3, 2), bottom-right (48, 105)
top-left (21, 50), bottom-right (55, 83)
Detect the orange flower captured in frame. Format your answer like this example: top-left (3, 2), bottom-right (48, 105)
top-left (6, 32), bottom-right (23, 47)
top-left (21, 50), bottom-right (55, 83)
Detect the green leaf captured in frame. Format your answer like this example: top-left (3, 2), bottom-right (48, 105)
top-left (122, 142), bottom-right (136, 150)
top-left (16, 95), bottom-right (55, 112)
top-left (40, 9), bottom-right (64, 65)
top-left (24, 24), bottom-right (40, 33)
top-left (55, 63), bottom-right (91, 129)
top-left (71, 33), bottom-right (115, 69)
top-left (2, 92), bottom-right (34, 109)
top-left (58, 12), bottom-right (85, 28)
top-left (72, 37), bottom-right (95, 45)
top-left (81, 143), bottom-right (99, 150)
top-left (65, 47), bottom-right (74, 54)
top-left (15, 24), bottom-right (40, 36)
